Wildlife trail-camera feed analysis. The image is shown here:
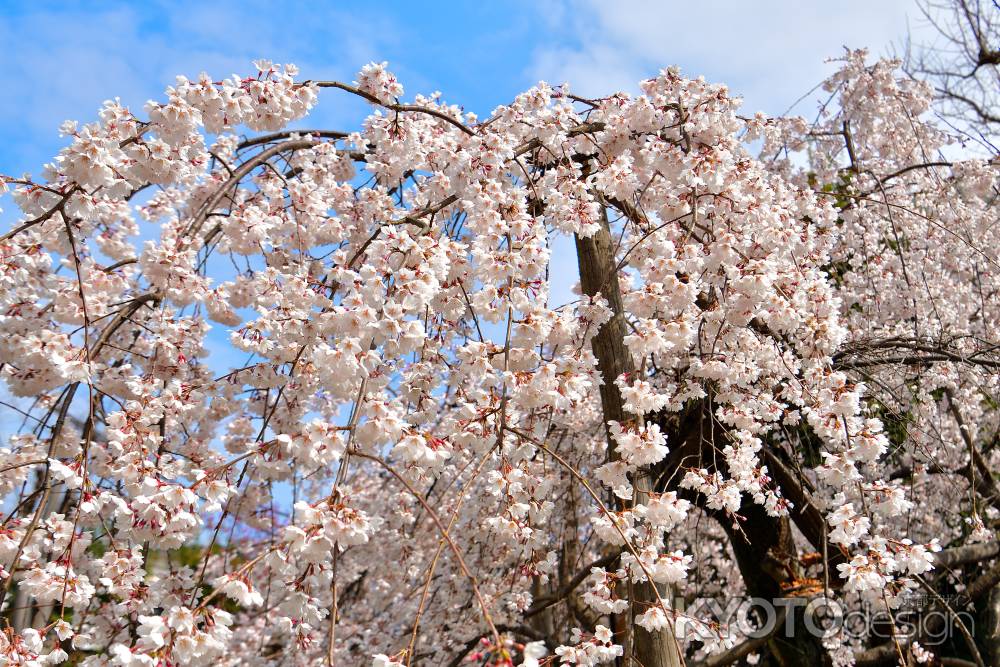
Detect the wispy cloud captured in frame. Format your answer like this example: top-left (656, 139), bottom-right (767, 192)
top-left (527, 0), bottom-right (926, 116)
top-left (0, 1), bottom-right (399, 177)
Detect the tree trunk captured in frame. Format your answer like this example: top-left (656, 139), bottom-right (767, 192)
top-left (986, 585), bottom-right (1000, 666)
top-left (647, 406), bottom-right (831, 665)
top-left (575, 208), bottom-right (683, 667)
top-left (576, 204), bottom-right (829, 665)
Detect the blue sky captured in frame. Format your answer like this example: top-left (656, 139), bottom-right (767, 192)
top-left (0, 0), bottom-right (927, 182)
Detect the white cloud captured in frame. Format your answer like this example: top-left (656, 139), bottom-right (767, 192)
top-left (528, 0), bottom-right (928, 115)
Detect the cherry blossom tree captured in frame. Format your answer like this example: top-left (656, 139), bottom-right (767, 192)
top-left (0, 20), bottom-right (998, 667)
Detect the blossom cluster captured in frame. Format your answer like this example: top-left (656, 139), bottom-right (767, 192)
top-left (0, 50), bottom-right (996, 667)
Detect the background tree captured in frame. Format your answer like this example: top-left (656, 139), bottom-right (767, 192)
top-left (906, 0), bottom-right (1000, 150)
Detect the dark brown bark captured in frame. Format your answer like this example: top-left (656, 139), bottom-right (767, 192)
top-left (651, 409), bottom-right (828, 666)
top-left (577, 201), bottom-right (834, 665)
